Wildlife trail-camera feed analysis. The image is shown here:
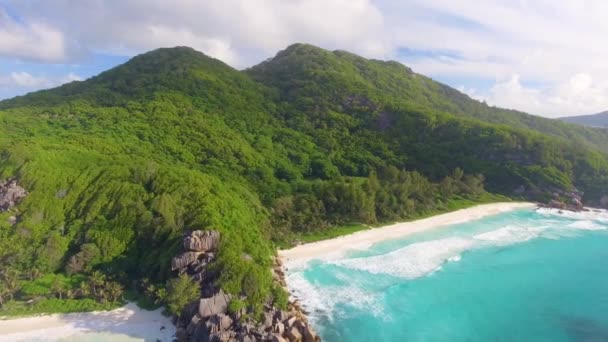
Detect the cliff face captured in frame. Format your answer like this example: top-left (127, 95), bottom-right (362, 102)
top-left (171, 230), bottom-right (319, 342)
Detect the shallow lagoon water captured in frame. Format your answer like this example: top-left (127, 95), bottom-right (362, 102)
top-left (286, 208), bottom-right (608, 341)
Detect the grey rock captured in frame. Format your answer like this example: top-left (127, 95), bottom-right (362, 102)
top-left (187, 314), bottom-right (202, 335)
top-left (274, 310), bottom-right (288, 323)
top-left (0, 178), bottom-right (27, 212)
top-left (175, 326), bottom-right (188, 342)
top-left (239, 335), bottom-right (256, 342)
top-left (7, 216), bottom-right (17, 225)
top-left (219, 313), bottom-right (233, 330)
top-left (185, 230), bottom-right (220, 252)
top-left (302, 325), bottom-right (318, 342)
top-left (571, 197), bottom-right (584, 209)
top-left (263, 312), bottom-right (273, 329)
top-left (270, 333), bottom-right (287, 342)
top-left (285, 327), bottom-right (302, 342)
top-left (171, 251), bottom-right (203, 271)
top-left (285, 316), bottom-right (296, 328)
top-left (272, 322), bottom-right (285, 335)
top-left (199, 290), bottom-right (231, 318)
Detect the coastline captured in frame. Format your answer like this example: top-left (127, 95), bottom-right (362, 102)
top-left (279, 202), bottom-right (536, 264)
top-left (0, 302), bottom-right (175, 342)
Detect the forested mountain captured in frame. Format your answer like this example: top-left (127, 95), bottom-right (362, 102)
top-left (1, 44), bottom-right (607, 315)
top-left (560, 111), bottom-right (608, 128)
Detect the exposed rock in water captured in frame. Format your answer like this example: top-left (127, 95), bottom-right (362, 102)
top-left (184, 230), bottom-right (220, 252)
top-left (0, 178), bottom-right (27, 212)
top-left (541, 188), bottom-right (587, 212)
top-left (171, 230), bottom-right (320, 341)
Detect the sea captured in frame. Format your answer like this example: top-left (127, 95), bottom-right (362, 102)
top-left (286, 207), bottom-right (608, 341)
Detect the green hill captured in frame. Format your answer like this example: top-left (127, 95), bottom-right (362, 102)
top-left (0, 44), bottom-right (607, 315)
top-left (560, 111), bottom-right (608, 128)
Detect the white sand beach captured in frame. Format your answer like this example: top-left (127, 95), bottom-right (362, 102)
top-left (0, 303), bottom-right (175, 342)
top-left (279, 202), bottom-right (536, 264)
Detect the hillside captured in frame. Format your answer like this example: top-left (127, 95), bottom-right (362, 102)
top-left (560, 111), bottom-right (608, 128)
top-left (0, 44), bottom-right (607, 322)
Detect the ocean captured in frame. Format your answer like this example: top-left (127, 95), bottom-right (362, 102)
top-left (286, 207), bottom-right (608, 341)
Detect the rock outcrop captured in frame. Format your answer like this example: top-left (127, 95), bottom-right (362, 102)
top-left (199, 290), bottom-right (231, 318)
top-left (541, 188), bottom-right (586, 212)
top-left (184, 230), bottom-right (220, 252)
top-left (171, 230), bottom-right (320, 342)
top-left (0, 178), bottom-right (27, 212)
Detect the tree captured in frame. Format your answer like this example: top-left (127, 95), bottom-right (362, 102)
top-left (106, 281), bottom-right (124, 303)
top-left (51, 277), bottom-right (67, 300)
top-left (0, 269), bottom-right (20, 301)
top-left (165, 274), bottom-right (200, 316)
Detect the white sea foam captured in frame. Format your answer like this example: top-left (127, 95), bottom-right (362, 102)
top-left (448, 255), bottom-right (461, 262)
top-left (567, 220), bottom-right (606, 230)
top-left (285, 272), bottom-right (384, 324)
top-left (285, 205), bottom-right (608, 326)
top-left (328, 210), bottom-right (608, 279)
top-left (536, 207), bottom-right (608, 223)
top-left (473, 225), bottom-right (542, 245)
top-left (332, 237), bottom-right (474, 279)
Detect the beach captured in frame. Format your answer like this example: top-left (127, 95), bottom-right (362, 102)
top-left (0, 303), bottom-right (175, 342)
top-left (279, 202), bottom-right (536, 264)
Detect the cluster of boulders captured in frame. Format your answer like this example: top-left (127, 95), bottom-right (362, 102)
top-left (172, 230), bottom-right (320, 342)
top-left (0, 178), bottom-right (27, 212)
top-left (542, 189), bottom-right (586, 212)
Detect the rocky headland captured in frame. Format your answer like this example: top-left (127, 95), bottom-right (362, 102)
top-left (172, 230), bottom-right (319, 342)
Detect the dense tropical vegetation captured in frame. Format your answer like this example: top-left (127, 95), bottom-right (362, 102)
top-left (0, 44), bottom-right (607, 316)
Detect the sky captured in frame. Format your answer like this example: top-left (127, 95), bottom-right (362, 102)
top-left (1, 1), bottom-right (607, 118)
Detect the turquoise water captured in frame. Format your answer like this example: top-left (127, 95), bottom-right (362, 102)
top-left (286, 208), bottom-right (608, 341)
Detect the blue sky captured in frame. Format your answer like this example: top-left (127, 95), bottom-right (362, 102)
top-left (1, 0), bottom-right (608, 118)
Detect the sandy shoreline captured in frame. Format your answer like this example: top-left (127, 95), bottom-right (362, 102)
top-left (279, 202), bottom-right (536, 264)
top-left (0, 302), bottom-right (175, 341)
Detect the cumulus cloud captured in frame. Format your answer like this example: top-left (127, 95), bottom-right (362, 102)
top-left (0, 7), bottom-right (67, 62)
top-left (0, 71), bottom-right (81, 91)
top-left (2, 0), bottom-right (608, 116)
top-left (457, 73), bottom-right (608, 117)
top-left (6, 0), bottom-right (388, 67)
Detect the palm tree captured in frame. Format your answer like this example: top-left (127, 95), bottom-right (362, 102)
top-left (51, 278), bottom-right (67, 300)
top-left (28, 267), bottom-right (41, 281)
top-left (107, 282), bottom-right (124, 303)
top-left (0, 284), bottom-right (8, 307)
top-left (1, 269), bottom-right (20, 301)
top-left (89, 271), bottom-right (106, 300)
top-left (78, 281), bottom-right (91, 298)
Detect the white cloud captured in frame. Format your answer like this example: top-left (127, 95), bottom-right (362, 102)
top-left (0, 71), bottom-right (81, 91)
top-left (459, 73), bottom-right (608, 117)
top-left (3, 0), bottom-right (608, 116)
top-left (6, 0), bottom-right (387, 67)
top-left (0, 8), bottom-right (67, 62)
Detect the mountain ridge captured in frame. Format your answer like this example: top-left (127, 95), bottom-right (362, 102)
top-left (560, 111), bottom-right (608, 128)
top-left (0, 44), bottom-right (607, 334)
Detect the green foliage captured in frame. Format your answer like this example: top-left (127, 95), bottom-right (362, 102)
top-left (165, 274), bottom-right (200, 316)
top-left (228, 298), bottom-right (246, 314)
top-left (20, 273), bottom-right (84, 297)
top-left (0, 44), bottom-right (607, 315)
top-left (1, 298), bottom-right (116, 316)
top-left (271, 285), bottom-right (289, 310)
